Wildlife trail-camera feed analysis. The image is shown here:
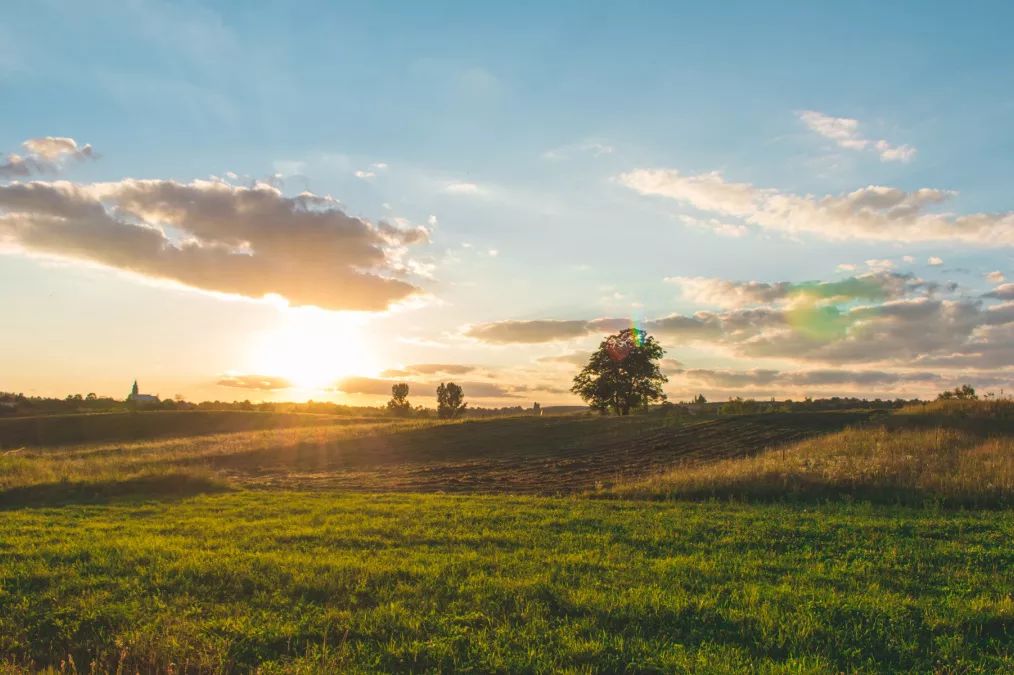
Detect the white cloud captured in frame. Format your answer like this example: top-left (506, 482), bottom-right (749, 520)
top-left (1, 137), bottom-right (96, 177)
top-left (542, 140), bottom-right (615, 161)
top-left (353, 170), bottom-right (375, 179)
top-left (987, 271), bottom-right (1006, 284)
top-left (678, 214), bottom-right (749, 238)
top-left (837, 263), bottom-right (857, 272)
top-left (928, 256), bottom-right (944, 266)
top-left (865, 258), bottom-right (895, 271)
top-left (618, 168), bottom-right (1014, 245)
top-left (797, 110), bottom-right (916, 162)
top-left (444, 182), bottom-right (482, 195)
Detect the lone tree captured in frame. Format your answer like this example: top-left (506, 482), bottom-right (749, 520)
top-left (571, 328), bottom-right (668, 415)
top-left (436, 382), bottom-right (467, 419)
top-left (387, 383), bottom-right (412, 416)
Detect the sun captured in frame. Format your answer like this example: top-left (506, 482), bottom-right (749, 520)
top-left (246, 309), bottom-right (376, 391)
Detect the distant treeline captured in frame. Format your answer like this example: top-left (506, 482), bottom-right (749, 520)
top-left (682, 396), bottom-right (920, 415)
top-left (2, 390), bottom-right (929, 420)
top-left (0, 392), bottom-right (389, 418)
top-left (0, 392), bottom-right (569, 419)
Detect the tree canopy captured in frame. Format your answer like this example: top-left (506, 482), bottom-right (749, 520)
top-left (436, 382), bottom-right (467, 419)
top-left (571, 328), bottom-right (668, 415)
top-left (937, 384), bottom-right (977, 401)
top-left (386, 382), bottom-right (411, 416)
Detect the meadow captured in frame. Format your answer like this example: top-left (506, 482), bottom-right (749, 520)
top-left (0, 402), bottom-right (1012, 673)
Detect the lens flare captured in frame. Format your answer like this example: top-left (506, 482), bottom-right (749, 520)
top-left (784, 293), bottom-right (851, 341)
top-left (606, 318), bottom-right (647, 361)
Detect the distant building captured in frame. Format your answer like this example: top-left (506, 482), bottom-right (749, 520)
top-left (127, 380), bottom-right (159, 404)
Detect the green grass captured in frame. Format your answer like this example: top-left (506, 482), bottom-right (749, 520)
top-left (1, 403), bottom-right (1011, 672)
top-left (1, 492), bottom-right (1012, 673)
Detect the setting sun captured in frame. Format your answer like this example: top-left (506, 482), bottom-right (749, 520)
top-left (245, 309), bottom-right (376, 391)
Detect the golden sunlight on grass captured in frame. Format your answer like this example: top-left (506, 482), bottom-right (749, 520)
top-left (611, 422), bottom-right (1014, 507)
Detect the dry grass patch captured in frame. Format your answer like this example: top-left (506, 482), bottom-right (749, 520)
top-left (611, 426), bottom-right (1014, 507)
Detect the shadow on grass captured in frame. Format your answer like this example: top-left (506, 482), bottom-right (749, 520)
top-left (0, 472), bottom-right (231, 509)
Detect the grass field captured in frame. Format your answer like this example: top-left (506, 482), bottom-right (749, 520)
top-left (612, 426), bottom-right (1014, 507)
top-left (3, 493), bottom-right (1012, 673)
top-left (0, 410), bottom-right (871, 502)
top-left (1, 403), bottom-right (1012, 672)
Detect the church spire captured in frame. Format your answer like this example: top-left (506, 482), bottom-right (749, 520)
top-left (131, 380), bottom-right (139, 397)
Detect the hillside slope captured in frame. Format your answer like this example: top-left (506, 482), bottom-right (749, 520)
top-left (1, 411), bottom-right (872, 504)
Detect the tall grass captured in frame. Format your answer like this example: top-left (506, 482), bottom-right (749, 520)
top-left (611, 425), bottom-right (1014, 506)
top-left (901, 397), bottom-right (1013, 414)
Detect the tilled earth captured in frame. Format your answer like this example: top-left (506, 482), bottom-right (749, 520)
top-left (210, 411), bottom-right (876, 494)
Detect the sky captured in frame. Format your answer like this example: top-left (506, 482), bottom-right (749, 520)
top-left (1, 0), bottom-right (1012, 405)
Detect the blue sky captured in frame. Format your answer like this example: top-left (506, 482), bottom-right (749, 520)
top-left (1, 1), bottom-right (1012, 403)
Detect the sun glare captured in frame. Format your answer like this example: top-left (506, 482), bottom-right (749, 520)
top-left (247, 309), bottom-right (376, 391)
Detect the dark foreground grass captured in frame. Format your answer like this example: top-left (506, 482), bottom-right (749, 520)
top-left (1, 492), bottom-right (1012, 673)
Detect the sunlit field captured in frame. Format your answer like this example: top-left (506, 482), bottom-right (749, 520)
top-left (3, 494), bottom-right (1012, 673)
top-left (0, 409), bottom-right (871, 500)
top-left (0, 401), bottom-right (1012, 672)
top-left (612, 416), bottom-right (1014, 507)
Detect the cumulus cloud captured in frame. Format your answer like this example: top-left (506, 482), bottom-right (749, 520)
top-left (665, 272), bottom-right (952, 309)
top-left (217, 374), bottom-right (292, 390)
top-left (928, 256), bottom-right (944, 266)
top-left (0, 179), bottom-right (429, 310)
top-left (469, 295), bottom-right (1012, 373)
top-left (797, 110), bottom-right (916, 162)
top-left (618, 169), bottom-right (1014, 245)
top-left (984, 283), bottom-right (1014, 300)
top-left (987, 271), bottom-right (1006, 284)
top-left (865, 258), bottom-right (895, 271)
top-left (1, 137), bottom-right (95, 177)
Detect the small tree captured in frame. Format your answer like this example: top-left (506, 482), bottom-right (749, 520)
top-left (387, 383), bottom-right (412, 416)
top-left (571, 328), bottom-right (668, 415)
top-left (436, 382), bottom-right (467, 419)
top-left (938, 384), bottom-right (978, 401)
